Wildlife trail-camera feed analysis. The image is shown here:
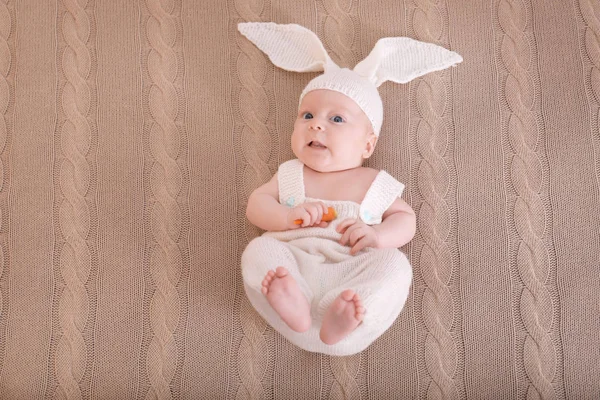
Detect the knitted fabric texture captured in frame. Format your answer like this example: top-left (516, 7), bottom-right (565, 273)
top-left (241, 159), bottom-right (411, 355)
top-left (238, 22), bottom-right (463, 136)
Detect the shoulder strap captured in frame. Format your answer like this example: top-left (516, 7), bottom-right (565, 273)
top-left (277, 159), bottom-right (306, 207)
top-left (359, 171), bottom-right (405, 225)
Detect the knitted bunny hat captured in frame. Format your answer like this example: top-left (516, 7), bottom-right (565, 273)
top-left (238, 22), bottom-right (462, 136)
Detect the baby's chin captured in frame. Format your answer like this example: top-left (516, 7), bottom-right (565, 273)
top-left (298, 156), bottom-right (363, 173)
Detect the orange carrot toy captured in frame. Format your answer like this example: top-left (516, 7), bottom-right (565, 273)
top-left (294, 207), bottom-right (337, 225)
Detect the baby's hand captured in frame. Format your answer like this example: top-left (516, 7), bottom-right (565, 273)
top-left (337, 218), bottom-right (380, 255)
top-left (287, 202), bottom-right (330, 229)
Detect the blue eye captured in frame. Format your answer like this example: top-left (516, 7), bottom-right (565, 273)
top-left (302, 112), bottom-right (313, 119)
top-left (332, 115), bottom-right (344, 123)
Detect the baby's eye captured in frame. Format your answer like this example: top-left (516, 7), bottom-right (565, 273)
top-left (302, 112), bottom-right (313, 119)
top-left (331, 115), bottom-right (344, 123)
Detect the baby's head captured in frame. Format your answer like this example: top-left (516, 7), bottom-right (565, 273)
top-left (290, 67), bottom-right (385, 172)
top-left (238, 22), bottom-right (463, 170)
top-left (292, 88), bottom-right (377, 173)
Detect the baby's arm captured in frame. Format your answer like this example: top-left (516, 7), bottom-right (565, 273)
top-left (373, 197), bottom-right (416, 249)
top-left (246, 173), bottom-right (330, 231)
top-left (246, 173), bottom-right (290, 232)
top-left (337, 197), bottom-right (416, 254)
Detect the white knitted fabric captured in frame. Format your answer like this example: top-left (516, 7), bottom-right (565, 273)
top-left (238, 22), bottom-right (462, 136)
top-left (241, 160), bottom-right (412, 355)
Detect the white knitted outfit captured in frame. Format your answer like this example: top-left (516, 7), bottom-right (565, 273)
top-left (241, 159), bottom-right (413, 356)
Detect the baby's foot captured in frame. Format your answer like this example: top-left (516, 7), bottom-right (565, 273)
top-left (319, 289), bottom-right (365, 345)
top-left (261, 266), bottom-right (311, 333)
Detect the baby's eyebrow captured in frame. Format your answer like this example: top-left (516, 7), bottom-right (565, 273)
top-left (330, 108), bottom-right (353, 117)
top-left (331, 107), bottom-right (348, 113)
top-left (329, 104), bottom-right (356, 114)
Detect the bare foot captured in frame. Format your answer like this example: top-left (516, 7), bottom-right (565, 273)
top-left (261, 266), bottom-right (311, 333)
top-left (319, 289), bottom-right (365, 345)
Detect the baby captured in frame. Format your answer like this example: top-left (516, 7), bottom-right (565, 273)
top-left (238, 22), bottom-right (461, 355)
top-left (246, 88), bottom-right (416, 343)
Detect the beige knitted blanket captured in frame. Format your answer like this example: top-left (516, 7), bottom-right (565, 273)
top-left (0, 1), bottom-right (599, 399)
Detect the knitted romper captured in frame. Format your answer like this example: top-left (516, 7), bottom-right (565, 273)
top-left (241, 159), bottom-right (413, 356)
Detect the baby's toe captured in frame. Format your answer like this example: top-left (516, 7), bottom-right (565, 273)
top-left (341, 289), bottom-right (355, 301)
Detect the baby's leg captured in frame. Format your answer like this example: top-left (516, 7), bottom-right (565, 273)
top-left (318, 248), bottom-right (412, 345)
top-left (241, 237), bottom-right (313, 332)
top-left (319, 289), bottom-right (365, 345)
top-left (262, 266), bottom-right (311, 332)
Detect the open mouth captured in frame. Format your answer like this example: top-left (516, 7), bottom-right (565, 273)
top-left (308, 141), bottom-right (327, 149)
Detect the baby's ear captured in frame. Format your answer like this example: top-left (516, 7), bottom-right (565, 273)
top-left (362, 133), bottom-right (378, 159)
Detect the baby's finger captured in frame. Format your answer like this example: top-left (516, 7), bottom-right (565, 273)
top-left (315, 203), bottom-right (324, 222)
top-left (336, 218), bottom-right (357, 234)
top-left (306, 206), bottom-right (320, 225)
top-left (317, 221), bottom-right (329, 228)
top-left (316, 204), bottom-right (325, 222)
top-left (300, 210), bottom-right (311, 227)
top-left (339, 223), bottom-right (360, 246)
top-left (351, 237), bottom-right (368, 255)
top-left (349, 227), bottom-right (365, 246)
top-left (319, 202), bottom-right (328, 216)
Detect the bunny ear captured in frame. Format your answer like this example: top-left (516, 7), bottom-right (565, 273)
top-left (353, 37), bottom-right (463, 87)
top-left (238, 22), bottom-right (338, 73)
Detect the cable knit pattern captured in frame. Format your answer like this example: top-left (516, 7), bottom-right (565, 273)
top-left (142, 0), bottom-right (189, 398)
top-left (0, 0), bottom-right (12, 377)
top-left (0, 0), bottom-right (9, 197)
top-left (235, 15), bottom-right (272, 244)
top-left (575, 0), bottom-right (600, 188)
top-left (409, 0), bottom-right (462, 398)
top-left (230, 0), bottom-right (272, 398)
top-left (320, 0), bottom-right (357, 67)
top-left (329, 354), bottom-right (361, 400)
top-left (494, 0), bottom-right (563, 398)
top-left (53, 1), bottom-right (97, 398)
top-left (2, 2), bottom-right (600, 399)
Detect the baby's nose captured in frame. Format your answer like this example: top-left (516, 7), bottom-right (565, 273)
top-left (310, 121), bottom-right (324, 130)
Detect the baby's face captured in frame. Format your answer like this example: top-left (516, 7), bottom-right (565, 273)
top-left (292, 89), bottom-right (376, 173)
